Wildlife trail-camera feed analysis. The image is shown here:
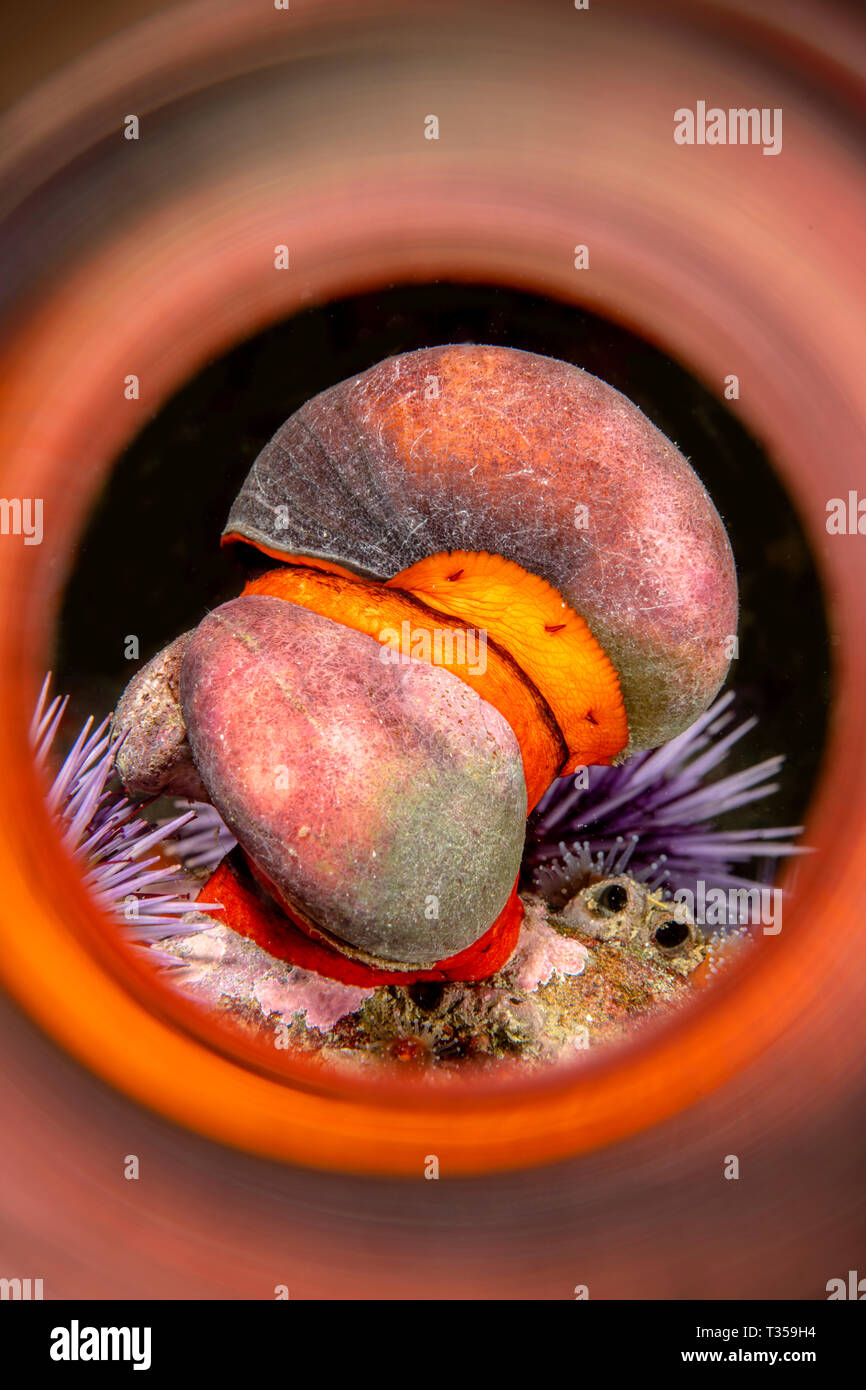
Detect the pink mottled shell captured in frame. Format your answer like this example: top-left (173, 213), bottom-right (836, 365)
top-left (180, 595), bottom-right (527, 966)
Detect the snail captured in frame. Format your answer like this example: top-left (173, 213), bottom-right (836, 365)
top-left (113, 344), bottom-right (737, 985)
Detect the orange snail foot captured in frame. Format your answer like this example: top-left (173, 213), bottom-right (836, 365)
top-left (386, 549), bottom-right (629, 775)
top-left (243, 549), bottom-right (628, 806)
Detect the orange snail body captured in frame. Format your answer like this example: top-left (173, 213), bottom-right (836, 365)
top-left (114, 345), bottom-right (737, 984)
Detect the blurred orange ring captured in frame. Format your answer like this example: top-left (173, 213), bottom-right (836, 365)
top-left (0, 0), bottom-right (862, 1177)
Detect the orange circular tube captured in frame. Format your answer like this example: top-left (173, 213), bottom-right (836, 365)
top-left (0, 0), bottom-right (861, 1187)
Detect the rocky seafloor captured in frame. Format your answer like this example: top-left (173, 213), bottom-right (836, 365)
top-left (155, 874), bottom-right (746, 1072)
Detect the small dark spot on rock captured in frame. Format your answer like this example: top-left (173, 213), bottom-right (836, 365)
top-left (408, 981), bottom-right (446, 1012)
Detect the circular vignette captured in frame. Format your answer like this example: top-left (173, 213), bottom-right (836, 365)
top-left (0, 0), bottom-right (862, 1178)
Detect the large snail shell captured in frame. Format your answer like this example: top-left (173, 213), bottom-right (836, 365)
top-left (224, 344), bottom-right (737, 753)
top-left (180, 595), bottom-right (527, 967)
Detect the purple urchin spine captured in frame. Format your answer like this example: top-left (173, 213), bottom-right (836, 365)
top-left (525, 691), bottom-right (807, 922)
top-left (31, 674), bottom-right (222, 942)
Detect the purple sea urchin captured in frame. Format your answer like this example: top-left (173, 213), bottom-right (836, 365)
top-left (32, 675), bottom-right (221, 939)
top-left (526, 691), bottom-right (806, 925)
top-left (159, 801), bottom-right (236, 874)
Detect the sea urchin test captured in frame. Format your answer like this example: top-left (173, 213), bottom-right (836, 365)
top-left (113, 345), bottom-right (737, 985)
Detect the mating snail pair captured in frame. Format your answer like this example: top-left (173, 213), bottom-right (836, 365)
top-left (113, 344), bottom-right (737, 985)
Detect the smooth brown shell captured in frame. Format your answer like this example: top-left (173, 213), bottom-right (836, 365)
top-left (224, 344), bottom-right (738, 753)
